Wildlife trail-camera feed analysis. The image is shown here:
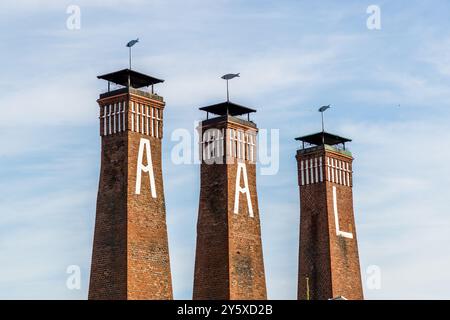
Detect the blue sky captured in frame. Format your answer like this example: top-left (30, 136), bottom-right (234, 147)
top-left (1, 0), bottom-right (450, 299)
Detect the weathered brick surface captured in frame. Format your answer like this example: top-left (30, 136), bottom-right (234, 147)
top-left (296, 147), bottom-right (363, 300)
top-left (227, 160), bottom-right (266, 300)
top-left (89, 91), bottom-right (173, 300)
top-left (193, 118), bottom-right (267, 300)
top-left (89, 132), bottom-right (128, 300)
top-left (193, 163), bottom-right (230, 299)
top-left (297, 181), bottom-right (332, 300)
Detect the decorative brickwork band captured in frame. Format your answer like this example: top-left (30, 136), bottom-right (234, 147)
top-left (200, 127), bottom-right (257, 163)
top-left (130, 102), bottom-right (162, 137)
top-left (201, 128), bottom-right (225, 162)
top-left (99, 100), bottom-right (163, 138)
top-left (227, 128), bottom-right (257, 162)
top-left (298, 155), bottom-right (352, 187)
top-left (100, 102), bottom-right (127, 136)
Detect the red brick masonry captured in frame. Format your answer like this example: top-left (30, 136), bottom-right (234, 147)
top-left (296, 146), bottom-right (363, 300)
top-left (193, 116), bottom-right (267, 300)
top-left (89, 91), bottom-right (173, 300)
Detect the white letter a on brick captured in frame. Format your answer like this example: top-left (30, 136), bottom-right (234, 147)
top-left (234, 162), bottom-right (254, 217)
top-left (135, 138), bottom-right (157, 198)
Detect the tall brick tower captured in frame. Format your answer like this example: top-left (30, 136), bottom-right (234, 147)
top-left (89, 69), bottom-right (173, 300)
top-left (193, 101), bottom-right (267, 300)
top-left (295, 130), bottom-right (363, 300)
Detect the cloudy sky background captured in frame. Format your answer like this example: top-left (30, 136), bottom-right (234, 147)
top-left (1, 0), bottom-right (450, 299)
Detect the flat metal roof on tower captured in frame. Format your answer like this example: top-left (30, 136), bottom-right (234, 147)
top-left (295, 132), bottom-right (351, 146)
top-left (97, 68), bottom-right (164, 88)
top-left (199, 101), bottom-right (256, 116)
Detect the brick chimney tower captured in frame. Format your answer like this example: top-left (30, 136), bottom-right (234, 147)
top-left (89, 69), bottom-right (173, 300)
top-left (193, 101), bottom-right (267, 300)
top-left (295, 130), bottom-right (363, 300)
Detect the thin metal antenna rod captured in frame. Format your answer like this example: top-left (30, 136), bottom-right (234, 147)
top-left (318, 105), bottom-right (331, 145)
top-left (221, 73), bottom-right (240, 102)
top-left (126, 38), bottom-right (139, 70)
top-left (321, 111), bottom-right (325, 145)
top-left (129, 46), bottom-right (132, 70)
top-left (321, 111), bottom-right (325, 133)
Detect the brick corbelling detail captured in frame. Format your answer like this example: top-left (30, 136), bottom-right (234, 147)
top-left (200, 120), bottom-right (258, 165)
top-left (98, 94), bottom-right (165, 138)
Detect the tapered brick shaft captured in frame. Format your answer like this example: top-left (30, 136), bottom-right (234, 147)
top-left (89, 69), bottom-right (173, 300)
top-left (193, 101), bottom-right (267, 300)
top-left (296, 132), bottom-right (363, 300)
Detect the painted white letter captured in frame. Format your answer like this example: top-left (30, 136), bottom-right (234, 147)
top-left (332, 186), bottom-right (353, 238)
top-left (135, 138), bottom-right (157, 198)
top-left (234, 162), bottom-right (254, 217)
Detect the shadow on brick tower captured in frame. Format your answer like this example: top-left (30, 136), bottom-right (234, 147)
top-left (89, 68), bottom-right (173, 300)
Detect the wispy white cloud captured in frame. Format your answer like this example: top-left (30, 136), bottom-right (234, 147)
top-left (0, 131), bottom-right (96, 299)
top-left (0, 74), bottom-right (98, 127)
top-left (341, 118), bottom-right (450, 299)
top-left (419, 36), bottom-right (450, 77)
